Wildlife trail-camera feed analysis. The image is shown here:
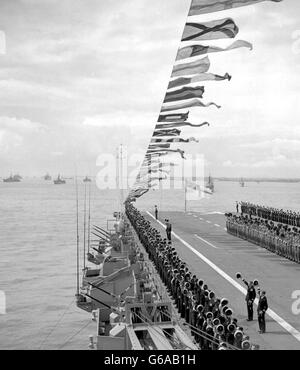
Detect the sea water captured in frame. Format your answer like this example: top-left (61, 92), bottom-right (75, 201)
top-left (0, 178), bottom-right (299, 349)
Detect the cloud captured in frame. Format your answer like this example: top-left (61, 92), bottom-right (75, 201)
top-left (0, 0), bottom-right (299, 177)
top-left (0, 116), bottom-right (44, 131)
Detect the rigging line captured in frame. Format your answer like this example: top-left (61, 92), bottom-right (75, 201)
top-left (87, 182), bottom-right (91, 254)
top-left (136, 311), bottom-right (193, 350)
top-left (75, 174), bottom-right (80, 297)
top-left (170, 305), bottom-right (239, 350)
top-left (59, 320), bottom-right (93, 350)
top-left (134, 312), bottom-right (180, 349)
top-left (142, 313), bottom-right (188, 350)
top-left (83, 182), bottom-right (87, 270)
top-left (39, 298), bottom-right (75, 349)
top-left (153, 308), bottom-right (216, 348)
top-left (160, 309), bottom-right (240, 350)
top-left (87, 282), bottom-right (120, 301)
top-left (137, 310), bottom-right (191, 350)
top-left (187, 324), bottom-right (237, 350)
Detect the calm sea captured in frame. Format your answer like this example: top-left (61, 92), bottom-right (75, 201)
top-left (0, 178), bottom-right (299, 349)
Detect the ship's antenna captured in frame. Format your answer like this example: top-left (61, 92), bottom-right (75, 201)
top-left (87, 181), bottom-right (91, 255)
top-left (116, 147), bottom-right (120, 213)
top-left (120, 144), bottom-right (124, 210)
top-left (83, 182), bottom-right (87, 270)
top-left (182, 156), bottom-right (187, 212)
top-left (75, 174), bottom-right (80, 297)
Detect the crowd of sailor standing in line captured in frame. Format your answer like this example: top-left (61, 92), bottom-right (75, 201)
top-left (226, 202), bottom-right (300, 264)
top-left (126, 202), bottom-right (258, 350)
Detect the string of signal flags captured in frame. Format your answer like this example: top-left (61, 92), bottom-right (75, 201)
top-left (127, 0), bottom-right (283, 203)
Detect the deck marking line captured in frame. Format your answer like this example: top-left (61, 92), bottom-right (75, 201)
top-left (195, 234), bottom-right (219, 249)
top-left (146, 211), bottom-right (300, 343)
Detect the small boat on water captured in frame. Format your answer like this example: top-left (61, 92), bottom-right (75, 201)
top-left (44, 173), bottom-right (52, 181)
top-left (3, 174), bottom-right (22, 183)
top-left (53, 174), bottom-right (66, 184)
top-left (83, 176), bottom-right (91, 183)
top-left (206, 174), bottom-right (214, 193)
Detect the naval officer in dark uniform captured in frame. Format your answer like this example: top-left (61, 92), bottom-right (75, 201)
top-left (155, 205), bottom-right (158, 220)
top-left (242, 279), bottom-right (256, 321)
top-left (165, 219), bottom-right (172, 242)
top-left (257, 290), bottom-right (268, 333)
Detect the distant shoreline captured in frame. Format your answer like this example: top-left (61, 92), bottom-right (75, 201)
top-left (171, 177), bottom-right (300, 183)
top-left (1, 176), bottom-right (300, 184)
top-left (214, 178), bottom-right (300, 183)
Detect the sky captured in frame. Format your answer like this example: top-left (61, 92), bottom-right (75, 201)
top-left (0, 0), bottom-right (299, 178)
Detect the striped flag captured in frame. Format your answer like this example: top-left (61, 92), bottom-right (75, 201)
top-left (168, 73), bottom-right (231, 89)
top-left (145, 152), bottom-right (168, 157)
top-left (148, 143), bottom-right (171, 149)
top-left (161, 98), bottom-right (221, 112)
top-left (153, 129), bottom-right (181, 137)
top-left (147, 148), bottom-right (186, 159)
top-left (151, 137), bottom-right (199, 143)
top-left (142, 159), bottom-right (160, 166)
top-left (164, 86), bottom-right (205, 103)
top-left (156, 122), bottom-right (209, 129)
top-left (158, 112), bottom-right (189, 122)
top-left (151, 163), bottom-right (176, 169)
top-left (149, 175), bottom-right (167, 181)
top-left (132, 188), bottom-right (149, 198)
top-left (172, 57), bottom-right (210, 77)
top-left (182, 18), bottom-right (239, 41)
top-left (189, 0), bottom-right (282, 16)
top-left (176, 40), bottom-right (252, 61)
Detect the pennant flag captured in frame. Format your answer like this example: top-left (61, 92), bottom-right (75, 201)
top-left (149, 175), bottom-right (167, 182)
top-left (156, 121), bottom-right (209, 129)
top-left (151, 137), bottom-right (199, 143)
top-left (153, 129), bottom-right (181, 137)
top-left (148, 143), bottom-right (171, 149)
top-left (182, 18), bottom-right (239, 41)
top-left (147, 162), bottom-right (175, 169)
top-left (161, 98), bottom-right (221, 112)
top-left (176, 40), bottom-right (253, 61)
top-left (145, 151), bottom-right (168, 156)
top-left (146, 168), bottom-right (162, 174)
top-left (132, 188), bottom-right (149, 198)
top-left (148, 182), bottom-right (159, 188)
top-left (189, 0), bottom-right (282, 16)
top-left (147, 148), bottom-right (186, 159)
top-left (158, 112), bottom-right (189, 122)
top-left (171, 57), bottom-right (210, 77)
top-left (146, 151), bottom-right (169, 157)
top-left (142, 160), bottom-right (160, 166)
top-left (164, 86), bottom-right (205, 103)
top-left (168, 73), bottom-right (231, 89)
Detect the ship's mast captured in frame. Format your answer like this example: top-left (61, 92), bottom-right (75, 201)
top-left (87, 182), bottom-right (91, 255)
top-left (119, 144), bottom-right (124, 210)
top-left (75, 175), bottom-right (80, 296)
top-left (83, 182), bottom-right (87, 270)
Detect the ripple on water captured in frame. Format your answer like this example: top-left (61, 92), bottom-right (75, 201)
top-left (1, 182), bottom-right (299, 349)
